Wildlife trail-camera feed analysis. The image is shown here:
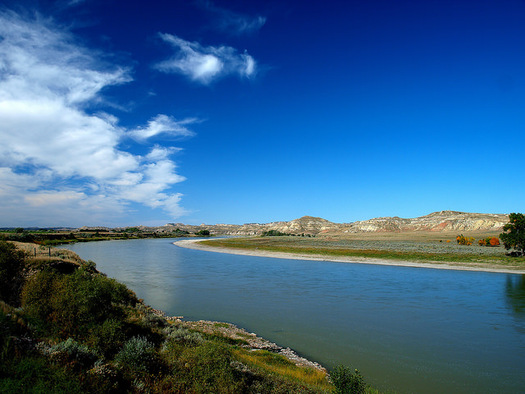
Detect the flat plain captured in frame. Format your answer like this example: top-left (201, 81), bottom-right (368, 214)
top-left (194, 231), bottom-right (525, 273)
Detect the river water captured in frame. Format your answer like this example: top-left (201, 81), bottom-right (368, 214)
top-left (62, 238), bottom-right (525, 393)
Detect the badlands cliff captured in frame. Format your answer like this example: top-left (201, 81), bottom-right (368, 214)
top-left (158, 211), bottom-right (509, 236)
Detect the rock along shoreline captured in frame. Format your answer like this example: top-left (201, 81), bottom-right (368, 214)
top-left (148, 307), bottom-right (326, 373)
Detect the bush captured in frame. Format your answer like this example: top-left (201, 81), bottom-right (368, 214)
top-left (263, 230), bottom-right (290, 236)
top-left (0, 241), bottom-right (26, 305)
top-left (0, 302), bottom-right (30, 362)
top-left (21, 267), bottom-right (137, 339)
top-left (44, 338), bottom-right (99, 368)
top-left (114, 336), bottom-right (161, 374)
top-left (0, 356), bottom-right (85, 393)
top-left (174, 341), bottom-right (244, 393)
top-left (330, 365), bottom-right (366, 394)
top-left (490, 237), bottom-right (500, 246)
top-left (456, 235), bottom-right (474, 246)
top-left (87, 318), bottom-right (126, 357)
top-left (164, 326), bottom-right (204, 347)
top-left (478, 237), bottom-right (500, 247)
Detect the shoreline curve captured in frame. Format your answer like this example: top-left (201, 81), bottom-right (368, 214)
top-left (174, 238), bottom-right (525, 275)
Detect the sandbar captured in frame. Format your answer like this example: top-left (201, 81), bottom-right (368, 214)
top-left (174, 238), bottom-right (525, 275)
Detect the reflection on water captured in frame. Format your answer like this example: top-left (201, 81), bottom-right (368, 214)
top-left (62, 239), bottom-right (525, 394)
top-left (506, 275), bottom-right (525, 317)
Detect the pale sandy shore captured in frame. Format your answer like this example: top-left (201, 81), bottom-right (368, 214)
top-left (174, 238), bottom-right (525, 275)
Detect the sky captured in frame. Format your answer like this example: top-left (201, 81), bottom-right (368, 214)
top-left (0, 0), bottom-right (524, 227)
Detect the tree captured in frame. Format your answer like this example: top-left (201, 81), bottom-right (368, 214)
top-left (500, 213), bottom-right (525, 256)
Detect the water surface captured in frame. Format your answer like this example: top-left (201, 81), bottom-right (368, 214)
top-left (62, 238), bottom-right (525, 393)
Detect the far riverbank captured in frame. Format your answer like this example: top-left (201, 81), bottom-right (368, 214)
top-left (174, 238), bottom-right (525, 274)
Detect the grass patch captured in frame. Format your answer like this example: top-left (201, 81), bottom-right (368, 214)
top-left (234, 349), bottom-right (332, 392)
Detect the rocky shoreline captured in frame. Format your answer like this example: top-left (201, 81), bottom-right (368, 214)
top-left (148, 307), bottom-right (326, 372)
top-left (183, 320), bottom-right (326, 372)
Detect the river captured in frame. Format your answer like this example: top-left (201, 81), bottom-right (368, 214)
top-left (61, 238), bottom-right (525, 393)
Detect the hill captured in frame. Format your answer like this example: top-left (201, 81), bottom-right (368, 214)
top-left (158, 211), bottom-right (508, 237)
top-left (338, 211), bottom-right (508, 234)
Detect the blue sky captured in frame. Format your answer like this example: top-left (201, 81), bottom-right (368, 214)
top-left (0, 0), bottom-right (524, 227)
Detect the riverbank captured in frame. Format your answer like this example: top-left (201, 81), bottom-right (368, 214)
top-left (175, 238), bottom-right (525, 274)
top-left (2, 240), bottom-right (340, 393)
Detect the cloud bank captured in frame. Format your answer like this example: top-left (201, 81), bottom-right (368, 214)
top-left (0, 10), bottom-right (193, 226)
top-left (156, 33), bottom-right (256, 84)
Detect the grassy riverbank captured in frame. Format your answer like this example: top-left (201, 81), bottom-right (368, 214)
top-left (0, 241), bottom-right (380, 393)
top-left (199, 234), bottom-right (525, 272)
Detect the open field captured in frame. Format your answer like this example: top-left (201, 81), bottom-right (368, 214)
top-left (195, 232), bottom-right (525, 273)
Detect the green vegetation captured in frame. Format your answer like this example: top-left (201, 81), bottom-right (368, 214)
top-left (263, 230), bottom-right (291, 236)
top-left (234, 349), bottom-right (333, 392)
top-left (0, 227), bottom-right (198, 246)
top-left (0, 241), bottom-right (25, 305)
top-left (500, 213), bottom-right (525, 256)
top-left (195, 229), bottom-right (211, 236)
top-left (199, 236), bottom-right (525, 270)
top-left (2, 240), bottom-right (375, 393)
top-left (330, 365), bottom-right (366, 394)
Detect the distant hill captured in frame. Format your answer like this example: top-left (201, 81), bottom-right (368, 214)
top-left (338, 211), bottom-right (508, 234)
top-left (154, 211), bottom-right (509, 236)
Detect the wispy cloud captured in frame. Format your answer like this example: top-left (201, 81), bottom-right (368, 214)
top-left (0, 10), bottom-right (193, 226)
top-left (198, 0), bottom-right (266, 35)
top-left (129, 114), bottom-right (198, 140)
top-left (155, 33), bottom-right (257, 84)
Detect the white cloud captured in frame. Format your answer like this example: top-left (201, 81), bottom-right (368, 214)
top-left (198, 1), bottom-right (266, 35)
top-left (129, 114), bottom-right (197, 140)
top-left (0, 11), bottom-right (193, 226)
top-left (156, 33), bottom-right (257, 84)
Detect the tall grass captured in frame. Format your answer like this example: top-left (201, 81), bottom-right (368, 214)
top-left (235, 349), bottom-right (332, 392)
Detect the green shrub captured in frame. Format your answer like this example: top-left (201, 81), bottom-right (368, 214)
top-left (0, 356), bottom-right (85, 393)
top-left (115, 336), bottom-right (161, 374)
top-left (166, 326), bottom-right (204, 346)
top-left (142, 311), bottom-right (168, 328)
top-left (175, 341), bottom-right (244, 393)
top-left (21, 268), bottom-right (137, 339)
top-left (87, 360), bottom-right (123, 393)
top-left (44, 338), bottom-right (99, 368)
top-left (87, 318), bottom-right (126, 357)
top-left (263, 230), bottom-right (290, 236)
top-left (0, 241), bottom-right (26, 305)
top-left (330, 365), bottom-right (366, 394)
top-left (0, 302), bottom-right (30, 363)
top-left (161, 326), bottom-right (206, 366)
